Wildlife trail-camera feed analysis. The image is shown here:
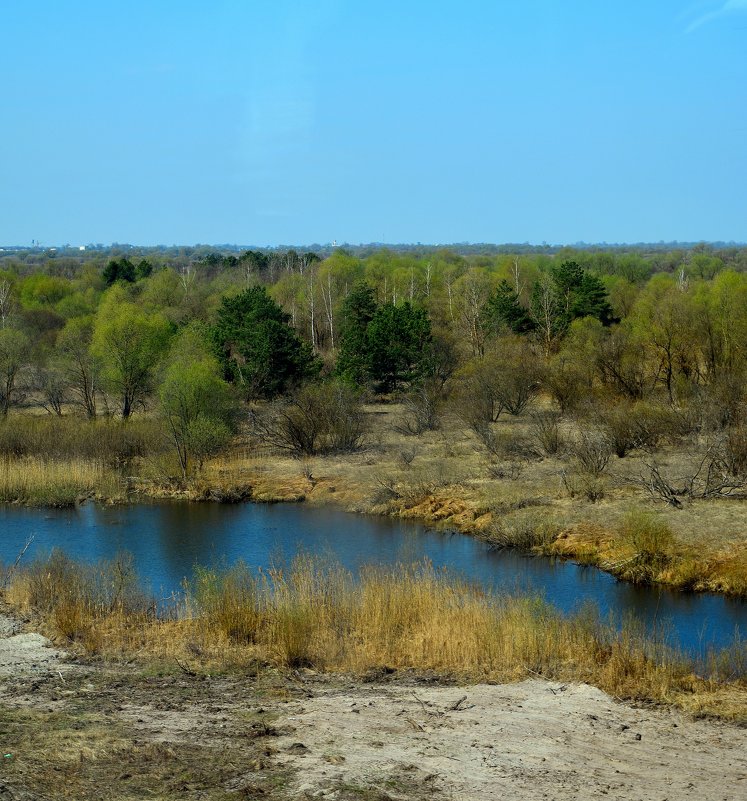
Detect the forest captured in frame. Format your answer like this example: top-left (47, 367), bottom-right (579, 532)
top-left (2, 242), bottom-right (747, 593)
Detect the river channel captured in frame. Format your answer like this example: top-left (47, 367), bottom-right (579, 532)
top-left (1, 502), bottom-right (744, 660)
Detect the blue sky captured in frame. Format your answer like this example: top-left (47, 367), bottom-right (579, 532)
top-left (0, 1), bottom-right (745, 246)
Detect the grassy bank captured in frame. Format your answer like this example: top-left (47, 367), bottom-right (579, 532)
top-left (2, 405), bottom-right (747, 597)
top-left (5, 553), bottom-right (746, 722)
top-left (0, 456), bottom-right (123, 506)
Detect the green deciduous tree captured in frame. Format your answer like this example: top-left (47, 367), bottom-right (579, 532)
top-left (159, 326), bottom-right (238, 478)
top-left (92, 289), bottom-right (172, 418)
top-left (56, 316), bottom-right (99, 418)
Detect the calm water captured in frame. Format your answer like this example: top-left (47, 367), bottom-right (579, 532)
top-left (0, 502), bottom-right (744, 659)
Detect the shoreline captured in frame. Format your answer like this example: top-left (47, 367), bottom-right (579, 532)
top-left (4, 467), bottom-right (747, 601)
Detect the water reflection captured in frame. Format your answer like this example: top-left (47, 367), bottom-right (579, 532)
top-left (0, 502), bottom-right (744, 658)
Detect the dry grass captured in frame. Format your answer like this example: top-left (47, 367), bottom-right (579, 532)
top-left (2, 402), bottom-right (747, 595)
top-left (7, 554), bottom-right (747, 721)
top-left (0, 456), bottom-right (122, 506)
top-left (198, 405), bottom-right (747, 596)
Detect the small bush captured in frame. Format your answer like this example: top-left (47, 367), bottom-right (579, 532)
top-left (616, 510), bottom-right (675, 584)
top-left (473, 424), bottom-right (537, 462)
top-left (395, 379), bottom-right (443, 435)
top-left (252, 380), bottom-right (366, 456)
top-left (724, 426), bottom-right (747, 479)
top-left (594, 401), bottom-right (678, 459)
top-left (544, 362), bottom-right (589, 414)
top-left (572, 428), bottom-right (612, 476)
top-left (696, 375), bottom-right (746, 431)
top-left (530, 411), bottom-right (564, 456)
top-left (562, 468), bottom-right (606, 502)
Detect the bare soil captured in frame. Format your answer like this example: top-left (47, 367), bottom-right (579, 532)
top-left (1, 611), bottom-right (746, 800)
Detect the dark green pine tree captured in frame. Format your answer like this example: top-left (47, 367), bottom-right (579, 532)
top-left (572, 273), bottom-right (616, 325)
top-left (212, 286), bottom-right (320, 398)
top-left (135, 259), bottom-right (153, 280)
top-left (335, 282), bottom-right (378, 385)
top-left (103, 258), bottom-right (136, 286)
top-left (484, 280), bottom-right (535, 335)
top-left (550, 260), bottom-right (615, 330)
top-left (365, 302), bottom-right (432, 393)
top-left (550, 260), bottom-right (586, 325)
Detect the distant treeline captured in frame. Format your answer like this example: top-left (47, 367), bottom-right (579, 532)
top-left (1, 241), bottom-right (747, 424)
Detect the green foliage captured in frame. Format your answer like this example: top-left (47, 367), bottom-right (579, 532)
top-left (135, 259), bottom-right (153, 280)
top-left (102, 258), bottom-right (136, 286)
top-left (159, 325), bottom-right (238, 478)
top-left (484, 280), bottom-right (535, 335)
top-left (554, 261), bottom-right (615, 327)
top-left (365, 302), bottom-right (432, 392)
top-left (335, 281), bottom-right (377, 384)
top-left (91, 289), bottom-right (172, 417)
top-left (212, 286), bottom-right (320, 398)
top-left (531, 261), bottom-right (615, 351)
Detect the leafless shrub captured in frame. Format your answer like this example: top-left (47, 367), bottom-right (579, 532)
top-left (487, 461), bottom-right (525, 480)
top-left (530, 411), bottom-right (564, 456)
top-left (562, 469), bottom-right (606, 502)
top-left (544, 362), bottom-right (589, 414)
top-left (251, 380), bottom-right (366, 456)
top-left (395, 379), bottom-right (442, 435)
top-left (397, 447), bottom-right (417, 468)
top-left (571, 428), bottom-right (613, 476)
top-left (453, 339), bottom-right (542, 430)
top-left (631, 439), bottom-right (747, 508)
top-left (371, 472), bottom-right (400, 504)
top-left (696, 374), bottom-right (746, 431)
top-left (398, 463), bottom-right (465, 502)
top-left (724, 426), bottom-right (747, 479)
top-left (594, 400), bottom-right (681, 459)
top-left (31, 366), bottom-right (68, 417)
top-left (473, 423), bottom-right (537, 461)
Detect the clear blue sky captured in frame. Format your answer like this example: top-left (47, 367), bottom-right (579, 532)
top-left (1, 1), bottom-right (745, 246)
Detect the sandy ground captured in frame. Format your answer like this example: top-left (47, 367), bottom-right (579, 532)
top-left (273, 680), bottom-right (747, 801)
top-left (0, 614), bottom-right (67, 677)
top-left (1, 611), bottom-right (746, 800)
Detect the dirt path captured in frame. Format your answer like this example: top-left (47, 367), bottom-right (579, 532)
top-left (1, 610), bottom-right (746, 800)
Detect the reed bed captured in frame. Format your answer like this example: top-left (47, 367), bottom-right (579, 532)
top-left (0, 457), bottom-right (122, 506)
top-left (6, 553), bottom-right (746, 719)
top-left (0, 416), bottom-right (167, 463)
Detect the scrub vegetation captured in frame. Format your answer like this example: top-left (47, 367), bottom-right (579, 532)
top-left (1, 243), bottom-right (747, 595)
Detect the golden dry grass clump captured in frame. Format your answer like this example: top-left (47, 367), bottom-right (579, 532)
top-left (6, 553), bottom-right (746, 721)
top-left (0, 457), bottom-right (121, 506)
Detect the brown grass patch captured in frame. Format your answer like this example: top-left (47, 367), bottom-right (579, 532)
top-left (6, 555), bottom-right (746, 722)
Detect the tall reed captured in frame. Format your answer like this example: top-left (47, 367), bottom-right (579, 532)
top-left (6, 554), bottom-right (746, 718)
